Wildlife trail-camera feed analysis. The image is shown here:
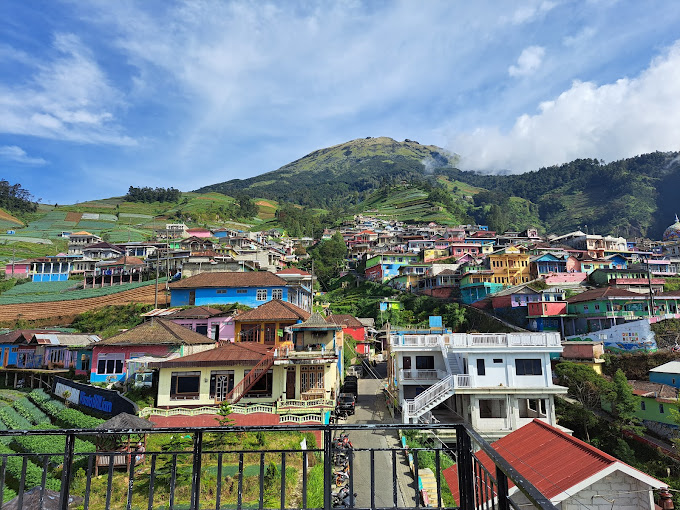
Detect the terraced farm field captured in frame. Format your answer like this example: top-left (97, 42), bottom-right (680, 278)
top-left (0, 281), bottom-right (168, 324)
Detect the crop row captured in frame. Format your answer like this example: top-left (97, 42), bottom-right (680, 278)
top-left (0, 444), bottom-right (60, 492)
top-left (0, 280), bottom-right (154, 305)
top-left (12, 397), bottom-right (50, 427)
top-left (29, 389), bottom-right (105, 429)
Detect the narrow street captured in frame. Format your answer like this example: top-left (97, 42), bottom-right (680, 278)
top-left (334, 363), bottom-right (418, 508)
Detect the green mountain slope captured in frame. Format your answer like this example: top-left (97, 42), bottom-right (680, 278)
top-left (195, 137), bottom-right (460, 208)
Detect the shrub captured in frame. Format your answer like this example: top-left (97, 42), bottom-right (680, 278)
top-left (0, 444), bottom-right (60, 492)
top-left (29, 389), bottom-right (104, 429)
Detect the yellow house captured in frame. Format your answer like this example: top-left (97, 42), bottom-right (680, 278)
top-left (153, 341), bottom-right (340, 407)
top-left (488, 246), bottom-right (531, 286)
top-left (234, 299), bottom-right (310, 346)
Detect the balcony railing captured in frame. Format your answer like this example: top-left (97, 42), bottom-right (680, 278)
top-left (390, 332), bottom-right (561, 349)
top-left (399, 369), bottom-right (448, 382)
top-left (0, 424), bottom-right (558, 510)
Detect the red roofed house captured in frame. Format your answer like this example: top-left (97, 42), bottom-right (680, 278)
top-left (326, 314), bottom-right (367, 353)
top-left (444, 419), bottom-right (667, 509)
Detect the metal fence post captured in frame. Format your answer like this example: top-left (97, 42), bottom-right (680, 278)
top-left (190, 430), bottom-right (204, 510)
top-left (496, 466), bottom-right (510, 510)
top-left (457, 427), bottom-right (475, 510)
top-left (324, 425), bottom-right (332, 510)
top-left (60, 432), bottom-right (75, 510)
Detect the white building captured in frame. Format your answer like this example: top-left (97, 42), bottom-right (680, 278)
top-left (389, 331), bottom-right (567, 439)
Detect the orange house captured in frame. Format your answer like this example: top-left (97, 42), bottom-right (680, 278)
top-left (488, 246), bottom-right (531, 286)
top-left (233, 299), bottom-right (310, 346)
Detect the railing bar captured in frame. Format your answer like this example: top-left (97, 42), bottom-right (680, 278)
top-left (302, 451), bottom-right (308, 510)
top-left (126, 451), bottom-right (136, 510)
top-left (216, 452), bottom-right (223, 510)
top-left (370, 449), bottom-right (376, 510)
top-left (413, 449), bottom-right (419, 509)
top-left (474, 459), bottom-right (481, 510)
top-left (169, 453), bottom-right (177, 510)
top-left (191, 430), bottom-right (203, 510)
top-left (147, 454), bottom-right (157, 510)
top-left (483, 468), bottom-right (489, 510)
top-left (84, 454), bottom-right (93, 510)
top-left (392, 449), bottom-right (398, 509)
top-left (39, 455), bottom-right (49, 510)
top-left (435, 449), bottom-right (442, 509)
top-left (105, 454), bottom-right (114, 510)
top-left (60, 432), bottom-right (75, 510)
top-left (259, 452), bottom-right (265, 510)
top-left (0, 456), bottom-right (6, 510)
top-left (17, 456), bottom-right (26, 510)
top-left (349, 447), bottom-right (354, 508)
top-left (280, 452), bottom-right (286, 510)
top-left (237, 452), bottom-right (244, 510)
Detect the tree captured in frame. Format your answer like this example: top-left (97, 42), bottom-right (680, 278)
top-left (555, 362), bottom-right (613, 441)
top-left (609, 369), bottom-right (642, 434)
top-left (215, 400), bottom-right (235, 426)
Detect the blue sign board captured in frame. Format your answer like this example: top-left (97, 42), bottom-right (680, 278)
top-left (6, 230), bottom-right (14, 235)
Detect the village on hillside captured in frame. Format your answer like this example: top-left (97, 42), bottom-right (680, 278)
top-left (0, 212), bottom-right (678, 508)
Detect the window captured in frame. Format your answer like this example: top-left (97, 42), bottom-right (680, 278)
top-left (96, 353), bottom-right (125, 375)
top-left (479, 399), bottom-right (506, 419)
top-left (216, 290), bottom-right (227, 294)
top-left (477, 359), bottom-right (486, 376)
top-left (170, 371), bottom-right (200, 399)
top-left (659, 404), bottom-right (664, 414)
top-left (415, 356), bottom-right (435, 370)
top-left (256, 289), bottom-right (268, 301)
top-left (272, 289), bottom-right (283, 300)
top-left (640, 401), bottom-right (646, 411)
top-left (594, 304), bottom-right (600, 311)
top-left (493, 358), bottom-right (503, 364)
top-left (583, 305), bottom-right (589, 311)
top-left (236, 289), bottom-right (247, 294)
top-left (245, 369), bottom-right (274, 398)
top-left (516, 359), bottom-right (542, 376)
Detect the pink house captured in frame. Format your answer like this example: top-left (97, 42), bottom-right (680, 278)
top-left (185, 228), bottom-right (214, 238)
top-left (90, 319), bottom-right (215, 384)
top-left (165, 306), bottom-right (235, 342)
top-left (527, 301), bottom-right (567, 316)
top-left (4, 259), bottom-right (31, 278)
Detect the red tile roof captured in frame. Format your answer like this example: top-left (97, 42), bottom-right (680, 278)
top-left (235, 299), bottom-right (310, 322)
top-left (277, 268), bottom-right (311, 276)
top-left (169, 271), bottom-right (287, 289)
top-left (0, 329), bottom-right (62, 345)
top-left (443, 420), bottom-right (665, 504)
top-left (150, 341), bottom-right (272, 368)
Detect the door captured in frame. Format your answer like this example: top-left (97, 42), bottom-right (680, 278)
top-left (2, 348), bottom-right (7, 368)
top-left (286, 369), bottom-right (296, 400)
top-left (215, 374), bottom-right (234, 402)
top-left (189, 290), bottom-right (195, 306)
top-left (403, 356), bottom-right (411, 369)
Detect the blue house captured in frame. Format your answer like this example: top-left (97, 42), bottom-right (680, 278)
top-left (649, 361), bottom-right (680, 389)
top-left (530, 253), bottom-right (567, 277)
top-left (169, 271), bottom-right (312, 312)
top-left (0, 329), bottom-right (59, 368)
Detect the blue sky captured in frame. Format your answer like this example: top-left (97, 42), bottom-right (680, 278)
top-left (2, 0), bottom-right (680, 204)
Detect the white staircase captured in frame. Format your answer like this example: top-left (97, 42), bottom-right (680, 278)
top-left (446, 351), bottom-right (464, 376)
top-left (403, 375), bottom-right (456, 422)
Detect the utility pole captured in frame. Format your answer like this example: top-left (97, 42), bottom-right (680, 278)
top-left (154, 248), bottom-right (160, 309)
top-left (647, 260), bottom-right (655, 318)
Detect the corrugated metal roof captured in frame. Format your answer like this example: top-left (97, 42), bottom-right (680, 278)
top-left (149, 342), bottom-right (272, 368)
top-left (140, 308), bottom-right (182, 317)
top-left (444, 420), bottom-right (665, 504)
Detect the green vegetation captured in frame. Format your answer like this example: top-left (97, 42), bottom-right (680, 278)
top-left (0, 280), bottom-right (156, 306)
top-left (125, 186), bottom-right (182, 203)
top-left (0, 179), bottom-right (37, 217)
top-left (401, 430), bottom-right (456, 507)
top-left (71, 303), bottom-right (153, 338)
top-left (303, 233), bottom-right (347, 288)
top-left (28, 389), bottom-right (105, 428)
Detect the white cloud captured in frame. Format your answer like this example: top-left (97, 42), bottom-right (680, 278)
top-left (453, 40), bottom-right (680, 172)
top-left (0, 145), bottom-right (47, 165)
top-left (507, 1), bottom-right (558, 25)
top-left (0, 33), bottom-right (134, 145)
top-left (508, 46), bottom-right (546, 77)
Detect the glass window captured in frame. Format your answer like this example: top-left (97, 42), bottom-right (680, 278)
top-left (170, 371), bottom-right (200, 399)
top-left (236, 289), bottom-right (248, 294)
top-left (256, 289), bottom-right (268, 301)
top-left (216, 290), bottom-right (227, 294)
top-left (244, 369), bottom-right (274, 398)
top-left (415, 356), bottom-right (434, 370)
top-left (516, 359), bottom-right (542, 376)
top-left (640, 401), bottom-right (646, 411)
top-left (477, 359), bottom-right (486, 376)
top-left (493, 358), bottom-right (503, 364)
top-left (272, 289), bottom-right (283, 300)
top-left (96, 353), bottom-right (125, 375)
top-left (659, 404), bottom-right (664, 414)
top-left (479, 399), bottom-right (506, 419)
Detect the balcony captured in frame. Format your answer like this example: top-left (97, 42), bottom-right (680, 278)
top-left (399, 368), bottom-right (448, 382)
top-left (0, 424), bottom-right (558, 510)
top-left (390, 332), bottom-right (562, 350)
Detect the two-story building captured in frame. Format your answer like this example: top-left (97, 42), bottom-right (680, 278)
top-left (389, 331), bottom-right (566, 439)
top-left (169, 271), bottom-right (312, 312)
top-left (488, 246), bottom-right (531, 286)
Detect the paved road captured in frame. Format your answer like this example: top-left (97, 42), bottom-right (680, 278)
top-left (334, 364), bottom-right (418, 508)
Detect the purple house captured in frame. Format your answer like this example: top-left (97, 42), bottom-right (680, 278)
top-left (164, 306), bottom-right (235, 342)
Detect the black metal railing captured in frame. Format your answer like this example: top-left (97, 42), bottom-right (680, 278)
top-left (0, 424), bottom-right (558, 510)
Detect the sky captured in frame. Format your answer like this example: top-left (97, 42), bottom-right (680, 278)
top-left (2, 0), bottom-right (680, 204)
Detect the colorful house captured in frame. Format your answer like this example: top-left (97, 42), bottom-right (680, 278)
top-left (488, 246), bottom-right (531, 286)
top-left (326, 314), bottom-right (365, 343)
top-left (459, 270), bottom-right (503, 304)
top-left (30, 333), bottom-right (99, 375)
top-left (649, 361), bottom-right (680, 389)
top-left (364, 252), bottom-right (420, 282)
top-left (169, 271), bottom-right (311, 311)
top-left (91, 319), bottom-right (216, 384)
top-left (3, 259), bottom-right (31, 279)
top-left (165, 306), bottom-right (235, 342)
top-left (0, 329), bottom-right (59, 368)
top-left (233, 299), bottom-right (310, 346)
top-left (629, 380), bottom-right (679, 439)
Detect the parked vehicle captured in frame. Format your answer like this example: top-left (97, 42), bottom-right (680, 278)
top-left (336, 393), bottom-right (356, 417)
top-left (342, 375), bottom-right (358, 401)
